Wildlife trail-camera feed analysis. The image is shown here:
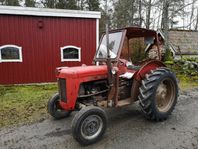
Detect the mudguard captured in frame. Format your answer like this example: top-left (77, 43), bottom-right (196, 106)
top-left (131, 60), bottom-right (166, 101)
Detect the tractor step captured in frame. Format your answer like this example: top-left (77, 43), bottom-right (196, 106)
top-left (117, 98), bottom-right (131, 107)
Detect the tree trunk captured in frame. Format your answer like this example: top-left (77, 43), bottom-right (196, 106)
top-left (129, 0), bottom-right (135, 26)
top-left (189, 0), bottom-right (195, 30)
top-left (138, 0), bottom-right (142, 27)
top-left (146, 0), bottom-right (152, 29)
top-left (163, 0), bottom-right (169, 51)
top-left (195, 8), bottom-right (198, 30)
top-left (170, 3), bottom-right (175, 29)
top-left (157, 4), bottom-right (163, 29)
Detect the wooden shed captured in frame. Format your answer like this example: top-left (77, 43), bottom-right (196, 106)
top-left (0, 6), bottom-right (100, 84)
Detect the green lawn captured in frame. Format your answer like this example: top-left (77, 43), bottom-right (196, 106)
top-left (0, 76), bottom-right (197, 128)
top-left (0, 84), bottom-right (57, 128)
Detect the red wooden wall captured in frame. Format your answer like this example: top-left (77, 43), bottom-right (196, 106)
top-left (0, 15), bottom-right (97, 84)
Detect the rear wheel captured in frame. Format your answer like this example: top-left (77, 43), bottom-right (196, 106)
top-left (47, 93), bottom-right (71, 119)
top-left (139, 67), bottom-right (178, 121)
top-left (72, 106), bottom-right (107, 145)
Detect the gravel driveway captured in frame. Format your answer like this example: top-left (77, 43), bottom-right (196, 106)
top-left (0, 88), bottom-right (198, 149)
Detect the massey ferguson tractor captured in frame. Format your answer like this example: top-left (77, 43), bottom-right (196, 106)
top-left (47, 27), bottom-right (178, 145)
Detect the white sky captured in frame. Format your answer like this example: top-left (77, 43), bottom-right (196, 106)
top-left (151, 0), bottom-right (198, 29)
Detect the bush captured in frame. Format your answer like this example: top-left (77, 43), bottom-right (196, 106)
top-left (166, 57), bottom-right (198, 77)
top-left (164, 49), bottom-right (174, 61)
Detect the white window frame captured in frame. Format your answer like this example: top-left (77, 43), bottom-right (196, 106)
top-left (96, 19), bottom-right (99, 49)
top-left (60, 45), bottom-right (81, 62)
top-left (0, 44), bottom-right (23, 63)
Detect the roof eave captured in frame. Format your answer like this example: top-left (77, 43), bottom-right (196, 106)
top-left (0, 5), bottom-right (101, 19)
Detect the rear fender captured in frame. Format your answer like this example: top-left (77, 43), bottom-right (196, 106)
top-left (131, 60), bottom-right (166, 101)
top-left (134, 60), bottom-right (166, 81)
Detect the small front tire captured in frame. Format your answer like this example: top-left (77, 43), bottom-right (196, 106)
top-left (47, 93), bottom-right (71, 119)
top-left (72, 106), bottom-right (107, 145)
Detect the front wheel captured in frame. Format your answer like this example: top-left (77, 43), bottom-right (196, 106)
top-left (139, 67), bottom-right (178, 121)
top-left (72, 106), bottom-right (107, 145)
top-left (47, 93), bottom-right (71, 119)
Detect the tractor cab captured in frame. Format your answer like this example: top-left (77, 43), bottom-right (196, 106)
top-left (93, 27), bottom-right (164, 79)
top-left (48, 27), bottom-right (178, 146)
top-left (95, 27), bottom-right (158, 62)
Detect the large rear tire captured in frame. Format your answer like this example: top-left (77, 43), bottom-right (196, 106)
top-left (47, 93), bottom-right (71, 119)
top-left (72, 106), bottom-right (107, 145)
top-left (139, 67), bottom-right (178, 121)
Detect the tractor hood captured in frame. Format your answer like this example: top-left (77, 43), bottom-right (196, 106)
top-left (57, 65), bottom-right (108, 79)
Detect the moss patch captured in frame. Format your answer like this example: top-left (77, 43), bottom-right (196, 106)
top-left (0, 84), bottom-right (57, 128)
top-left (177, 75), bottom-right (198, 90)
top-left (165, 57), bottom-right (198, 90)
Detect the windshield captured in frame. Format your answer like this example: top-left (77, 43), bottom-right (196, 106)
top-left (96, 31), bottom-right (123, 59)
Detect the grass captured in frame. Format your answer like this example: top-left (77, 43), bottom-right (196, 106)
top-left (0, 84), bottom-right (57, 128)
top-left (177, 75), bottom-right (198, 90)
top-left (0, 75), bottom-right (197, 128)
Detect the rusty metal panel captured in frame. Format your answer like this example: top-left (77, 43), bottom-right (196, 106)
top-left (0, 15), bottom-right (97, 84)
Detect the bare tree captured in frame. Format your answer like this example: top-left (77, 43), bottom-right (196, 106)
top-left (170, 2), bottom-right (176, 28)
top-left (195, 8), bottom-right (198, 30)
top-left (162, 0), bottom-right (169, 51)
top-left (145, 0), bottom-right (152, 29)
top-left (41, 0), bottom-right (56, 8)
top-left (77, 0), bottom-right (85, 10)
top-left (189, 0), bottom-right (196, 30)
top-left (138, 0), bottom-right (143, 27)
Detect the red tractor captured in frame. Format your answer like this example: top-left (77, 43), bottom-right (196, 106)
top-left (47, 27), bottom-right (178, 145)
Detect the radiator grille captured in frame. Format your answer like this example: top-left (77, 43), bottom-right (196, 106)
top-left (58, 78), bottom-right (66, 102)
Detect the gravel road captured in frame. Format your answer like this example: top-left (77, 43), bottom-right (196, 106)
top-left (0, 88), bottom-right (198, 149)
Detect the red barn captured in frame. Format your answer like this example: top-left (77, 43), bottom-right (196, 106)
top-left (0, 6), bottom-right (100, 85)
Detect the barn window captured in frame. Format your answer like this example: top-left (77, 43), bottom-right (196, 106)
top-left (0, 45), bottom-right (22, 62)
top-left (61, 46), bottom-right (81, 62)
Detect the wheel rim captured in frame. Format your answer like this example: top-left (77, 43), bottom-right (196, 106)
top-left (80, 115), bottom-right (103, 140)
top-left (155, 78), bottom-right (176, 112)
